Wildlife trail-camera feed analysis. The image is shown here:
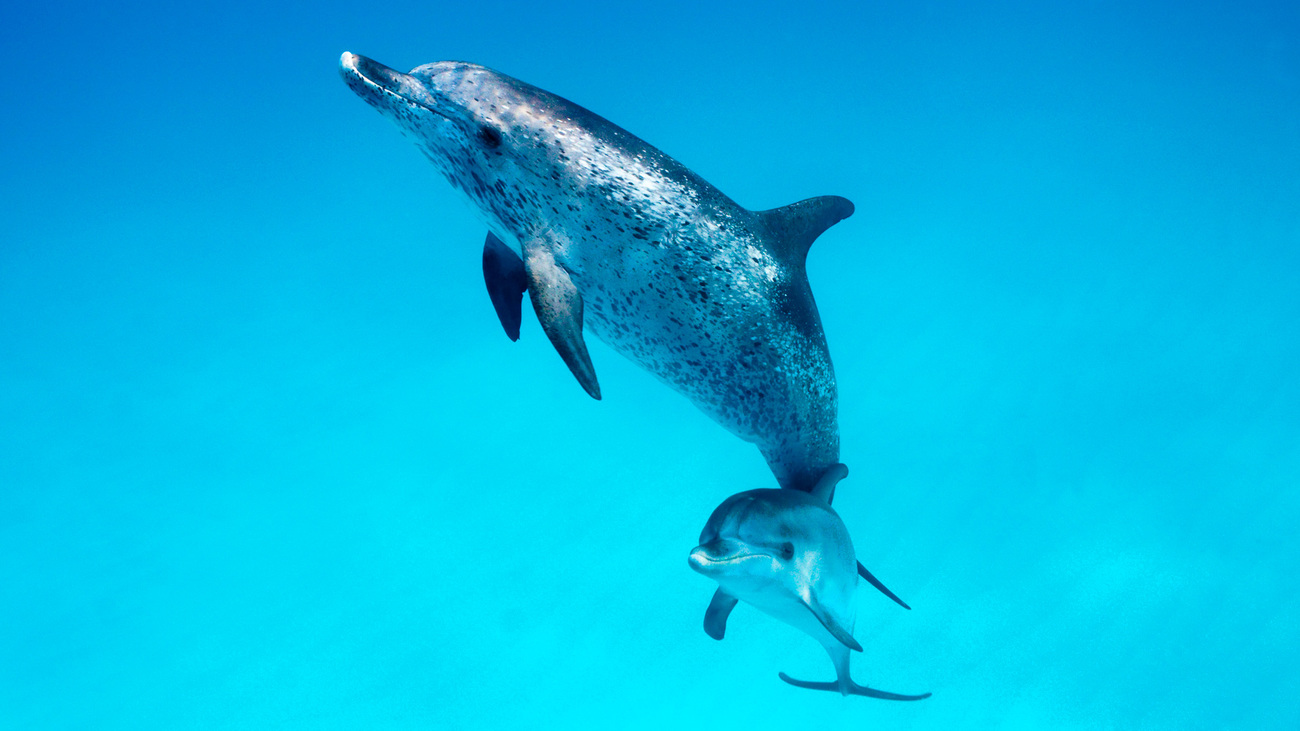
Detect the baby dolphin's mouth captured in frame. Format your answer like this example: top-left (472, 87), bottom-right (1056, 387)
top-left (689, 539), bottom-right (768, 573)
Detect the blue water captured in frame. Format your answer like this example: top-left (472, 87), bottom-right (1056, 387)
top-left (3, 1), bottom-right (1298, 728)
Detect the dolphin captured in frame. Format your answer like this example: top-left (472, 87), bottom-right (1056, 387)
top-left (339, 52), bottom-right (846, 493)
top-left (689, 465), bottom-right (930, 700)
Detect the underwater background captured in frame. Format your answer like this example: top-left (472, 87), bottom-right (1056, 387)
top-left (2, 0), bottom-right (1298, 728)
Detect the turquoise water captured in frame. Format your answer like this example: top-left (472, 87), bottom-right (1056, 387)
top-left (3, 1), bottom-right (1298, 728)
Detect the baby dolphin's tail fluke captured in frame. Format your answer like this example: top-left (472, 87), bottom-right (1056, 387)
top-left (777, 672), bottom-right (932, 701)
top-left (779, 643), bottom-right (931, 700)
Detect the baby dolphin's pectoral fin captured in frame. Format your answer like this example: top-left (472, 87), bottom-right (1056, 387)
top-left (857, 562), bottom-right (912, 610)
top-left (523, 238), bottom-right (601, 400)
top-left (482, 232), bottom-right (528, 341)
top-left (807, 607), bottom-right (863, 653)
top-left (797, 586), bottom-right (863, 652)
top-left (703, 588), bottom-right (738, 640)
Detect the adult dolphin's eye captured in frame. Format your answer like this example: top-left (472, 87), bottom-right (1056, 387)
top-left (778, 542), bottom-right (795, 560)
top-left (478, 125), bottom-right (502, 149)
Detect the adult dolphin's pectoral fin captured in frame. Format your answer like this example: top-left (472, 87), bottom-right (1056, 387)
top-left (523, 238), bottom-right (601, 400)
top-left (777, 673), bottom-right (932, 701)
top-left (703, 588), bottom-right (738, 640)
top-left (857, 562), bottom-right (911, 610)
top-left (482, 232), bottom-right (528, 341)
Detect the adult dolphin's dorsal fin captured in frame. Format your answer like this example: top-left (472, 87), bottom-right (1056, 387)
top-left (811, 463), bottom-right (849, 504)
top-left (523, 237), bottom-right (601, 400)
top-left (758, 196), bottom-right (854, 267)
top-left (482, 232), bottom-right (528, 341)
top-left (703, 588), bottom-right (739, 640)
top-left (796, 585), bottom-right (862, 652)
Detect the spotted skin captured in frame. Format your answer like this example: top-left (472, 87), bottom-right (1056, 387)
top-left (340, 53), bottom-right (848, 491)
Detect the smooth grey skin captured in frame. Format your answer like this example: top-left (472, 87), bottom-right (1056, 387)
top-left (704, 464), bottom-right (910, 643)
top-left (689, 472), bottom-right (930, 700)
top-left (339, 52), bottom-right (850, 492)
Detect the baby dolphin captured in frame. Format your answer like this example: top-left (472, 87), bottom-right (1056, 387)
top-left (689, 465), bottom-right (930, 700)
top-left (340, 52), bottom-right (849, 493)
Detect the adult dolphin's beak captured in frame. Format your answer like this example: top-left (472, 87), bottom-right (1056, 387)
top-left (340, 52), bottom-right (405, 91)
top-left (339, 52), bottom-right (441, 114)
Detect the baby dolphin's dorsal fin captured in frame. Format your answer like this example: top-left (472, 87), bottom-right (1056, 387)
top-left (757, 196), bottom-right (854, 267)
top-left (858, 563), bottom-right (912, 610)
top-left (811, 464), bottom-right (914, 611)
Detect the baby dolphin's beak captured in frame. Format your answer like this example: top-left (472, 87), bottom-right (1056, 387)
top-left (688, 539), bottom-right (746, 574)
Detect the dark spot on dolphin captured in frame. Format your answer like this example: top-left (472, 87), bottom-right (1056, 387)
top-left (478, 125), bottom-right (502, 148)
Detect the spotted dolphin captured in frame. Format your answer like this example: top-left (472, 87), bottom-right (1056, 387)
top-left (340, 52), bottom-right (848, 493)
top-left (689, 465), bottom-right (931, 700)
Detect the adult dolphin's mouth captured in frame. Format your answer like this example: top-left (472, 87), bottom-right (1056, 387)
top-left (339, 52), bottom-right (447, 118)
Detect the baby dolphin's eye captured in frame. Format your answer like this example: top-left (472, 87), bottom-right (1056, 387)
top-left (478, 125), bottom-right (502, 148)
top-left (779, 542), bottom-right (795, 560)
